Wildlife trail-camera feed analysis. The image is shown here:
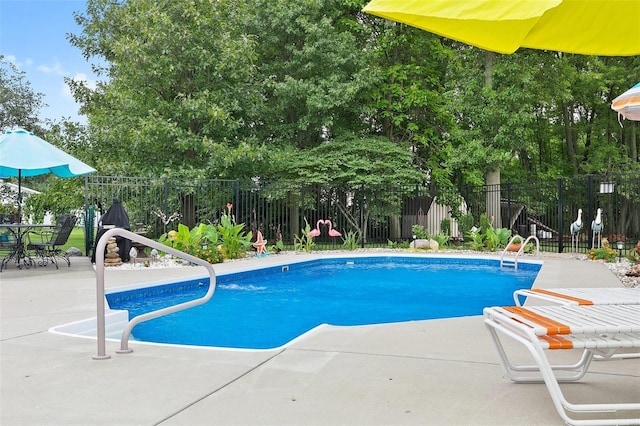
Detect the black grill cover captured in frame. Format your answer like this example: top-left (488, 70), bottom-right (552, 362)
top-left (91, 198), bottom-right (132, 263)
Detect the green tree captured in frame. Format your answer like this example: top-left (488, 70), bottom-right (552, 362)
top-left (67, 0), bottom-right (639, 191)
top-left (277, 135), bottom-right (424, 242)
top-left (243, 0), bottom-right (376, 149)
top-left (69, 0), bottom-right (261, 178)
top-left (23, 122), bottom-right (95, 221)
top-left (0, 56), bottom-right (46, 132)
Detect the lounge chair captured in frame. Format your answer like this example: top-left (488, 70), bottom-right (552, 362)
top-left (484, 304), bottom-right (640, 425)
top-left (27, 215), bottom-right (77, 269)
top-left (514, 287), bottom-right (640, 306)
top-left (514, 287), bottom-right (640, 360)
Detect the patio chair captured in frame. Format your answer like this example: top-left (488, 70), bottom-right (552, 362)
top-left (514, 287), bottom-right (640, 306)
top-left (27, 215), bottom-right (77, 269)
top-left (484, 304), bottom-right (640, 425)
top-left (0, 231), bottom-right (18, 272)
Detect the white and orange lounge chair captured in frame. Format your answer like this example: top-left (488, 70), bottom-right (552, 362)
top-left (514, 287), bottom-right (640, 306)
top-left (484, 304), bottom-right (640, 425)
top-left (513, 287), bottom-right (640, 360)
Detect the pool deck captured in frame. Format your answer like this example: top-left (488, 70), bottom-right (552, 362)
top-left (1, 252), bottom-right (639, 425)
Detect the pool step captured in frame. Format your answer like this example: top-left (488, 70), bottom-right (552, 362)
top-left (501, 258), bottom-right (517, 268)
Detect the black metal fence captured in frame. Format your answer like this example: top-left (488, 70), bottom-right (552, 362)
top-left (84, 173), bottom-right (640, 255)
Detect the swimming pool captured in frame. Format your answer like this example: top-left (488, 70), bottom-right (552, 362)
top-left (106, 256), bottom-right (540, 350)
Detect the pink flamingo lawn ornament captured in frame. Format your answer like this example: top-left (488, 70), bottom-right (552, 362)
top-left (307, 220), bottom-right (324, 238)
top-left (324, 220), bottom-right (342, 237)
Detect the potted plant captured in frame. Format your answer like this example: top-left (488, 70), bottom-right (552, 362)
top-left (507, 235), bottom-right (523, 252)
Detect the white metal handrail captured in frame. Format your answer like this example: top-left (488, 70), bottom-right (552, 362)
top-left (93, 228), bottom-right (216, 360)
top-left (500, 235), bottom-right (540, 271)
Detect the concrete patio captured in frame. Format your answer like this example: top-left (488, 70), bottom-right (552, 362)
top-left (1, 252), bottom-right (639, 425)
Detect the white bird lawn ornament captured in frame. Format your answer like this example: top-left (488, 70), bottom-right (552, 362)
top-left (570, 209), bottom-right (583, 252)
top-left (129, 247), bottom-right (138, 264)
top-left (591, 208), bottom-right (603, 249)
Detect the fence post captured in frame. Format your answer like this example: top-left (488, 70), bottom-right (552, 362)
top-left (300, 183), bottom-right (305, 233)
top-left (557, 178), bottom-right (564, 253)
top-left (587, 175), bottom-right (594, 250)
top-left (163, 178), bottom-right (169, 234)
top-left (506, 182), bottom-right (512, 233)
top-left (235, 179), bottom-right (240, 215)
top-left (360, 183), bottom-right (365, 248)
top-left (414, 184), bottom-right (419, 228)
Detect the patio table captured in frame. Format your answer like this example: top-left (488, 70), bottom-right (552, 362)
top-left (0, 224), bottom-right (53, 272)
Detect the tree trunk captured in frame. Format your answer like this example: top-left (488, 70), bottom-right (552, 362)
top-left (483, 52), bottom-right (501, 228)
top-left (629, 123), bottom-right (638, 163)
top-left (180, 193), bottom-right (195, 228)
top-left (389, 215), bottom-right (401, 240)
top-left (562, 103), bottom-right (578, 173)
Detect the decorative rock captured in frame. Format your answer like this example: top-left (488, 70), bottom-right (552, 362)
top-left (66, 247), bottom-right (83, 257)
top-left (104, 237), bottom-right (123, 267)
top-left (410, 239), bottom-right (430, 249)
top-left (626, 264), bottom-right (640, 277)
top-left (410, 239), bottom-right (439, 250)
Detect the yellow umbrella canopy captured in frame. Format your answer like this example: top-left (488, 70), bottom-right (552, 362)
top-left (362, 0), bottom-right (640, 56)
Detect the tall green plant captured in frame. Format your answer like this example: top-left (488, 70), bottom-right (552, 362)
top-left (457, 212), bottom-right (474, 238)
top-left (160, 223), bottom-right (204, 254)
top-left (411, 224), bottom-right (429, 239)
top-left (217, 204), bottom-right (252, 259)
top-left (342, 230), bottom-right (360, 250)
top-left (465, 213), bottom-right (511, 251)
top-left (430, 233), bottom-right (449, 248)
top-left (294, 221), bottom-right (315, 253)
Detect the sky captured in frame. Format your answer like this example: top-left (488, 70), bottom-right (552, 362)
top-left (0, 0), bottom-right (97, 124)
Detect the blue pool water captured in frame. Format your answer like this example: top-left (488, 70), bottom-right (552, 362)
top-left (107, 257), bottom-right (540, 349)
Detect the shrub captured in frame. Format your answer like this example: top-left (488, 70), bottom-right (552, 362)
top-left (587, 247), bottom-right (617, 262)
top-left (217, 210), bottom-right (252, 259)
top-left (457, 212), bottom-right (474, 238)
top-left (464, 213), bottom-right (511, 251)
top-left (411, 224), bottom-right (429, 239)
top-left (440, 218), bottom-right (451, 236)
top-left (157, 204), bottom-right (252, 262)
top-left (342, 231), bottom-right (359, 250)
top-left (294, 220), bottom-right (315, 252)
top-left (192, 245), bottom-right (224, 264)
top-left (430, 233), bottom-right (449, 248)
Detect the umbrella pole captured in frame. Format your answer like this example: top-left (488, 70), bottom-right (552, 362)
top-left (17, 170), bottom-right (22, 224)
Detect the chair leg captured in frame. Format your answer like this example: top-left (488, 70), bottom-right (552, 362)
top-left (31, 247), bottom-right (48, 267)
top-left (58, 250), bottom-right (70, 267)
top-left (48, 251), bottom-right (59, 269)
top-left (37, 248), bottom-right (59, 269)
top-left (484, 318), bottom-right (593, 382)
top-left (49, 248), bottom-right (69, 267)
top-left (484, 317), bottom-right (640, 425)
top-left (1, 254), bottom-right (10, 272)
